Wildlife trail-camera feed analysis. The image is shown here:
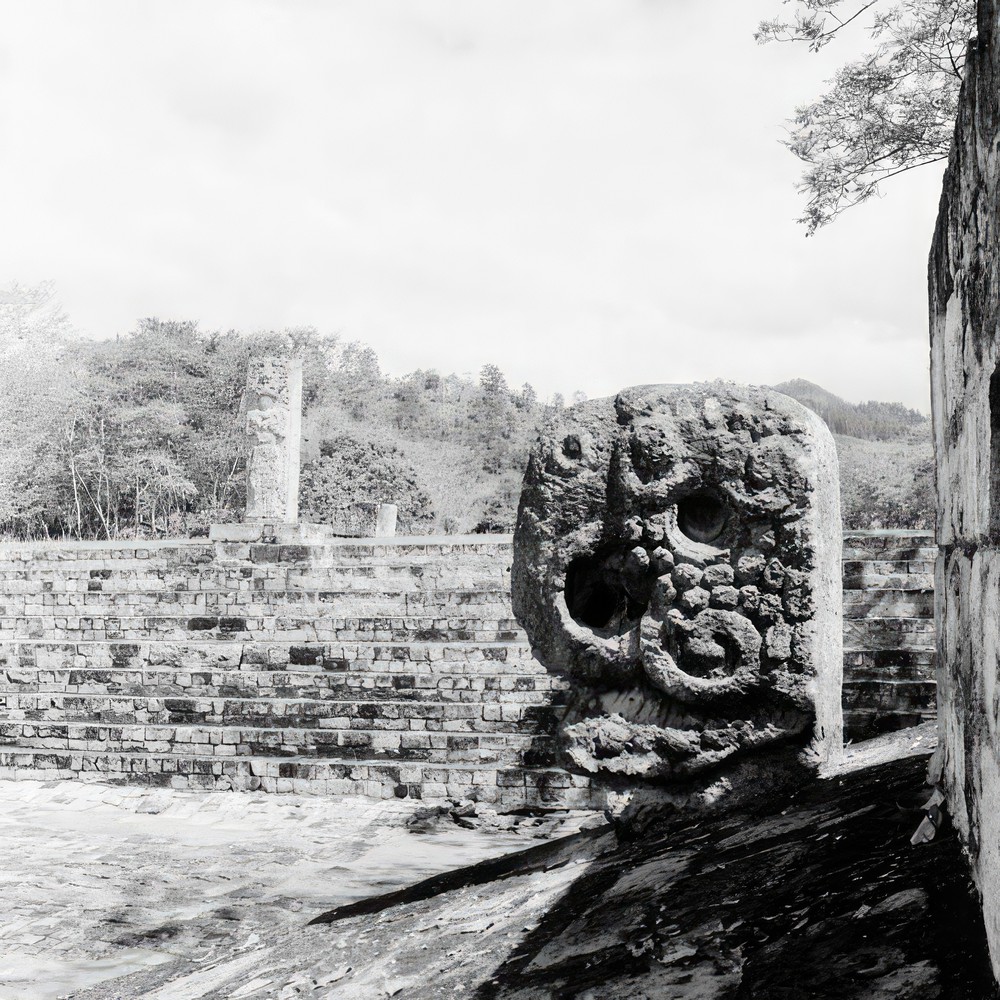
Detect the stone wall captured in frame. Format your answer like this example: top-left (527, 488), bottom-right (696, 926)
top-left (929, 1), bottom-right (1000, 979)
top-left (0, 531), bottom-right (935, 805)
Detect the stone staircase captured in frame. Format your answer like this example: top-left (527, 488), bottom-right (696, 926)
top-left (0, 530), bottom-right (940, 804)
top-left (842, 530), bottom-right (937, 739)
top-left (0, 537), bottom-right (594, 808)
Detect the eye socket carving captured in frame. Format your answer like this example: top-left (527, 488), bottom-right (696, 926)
top-left (676, 492), bottom-right (729, 545)
top-left (564, 550), bottom-right (652, 632)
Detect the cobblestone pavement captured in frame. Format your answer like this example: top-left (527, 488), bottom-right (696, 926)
top-left (0, 779), bottom-right (569, 1000)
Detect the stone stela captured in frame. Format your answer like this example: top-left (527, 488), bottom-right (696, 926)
top-left (210, 356), bottom-right (396, 542)
top-left (245, 356), bottom-right (302, 524)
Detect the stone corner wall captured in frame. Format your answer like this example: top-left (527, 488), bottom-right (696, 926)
top-left (929, 1), bottom-right (1000, 982)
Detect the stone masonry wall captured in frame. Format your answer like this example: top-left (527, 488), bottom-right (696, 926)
top-left (0, 531), bottom-right (934, 806)
top-left (929, 1), bottom-right (1000, 978)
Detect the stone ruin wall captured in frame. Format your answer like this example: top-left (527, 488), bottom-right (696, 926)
top-left (930, 0), bottom-right (1000, 977)
top-left (0, 530), bottom-right (935, 807)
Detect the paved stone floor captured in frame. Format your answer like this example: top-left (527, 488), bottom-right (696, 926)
top-left (0, 780), bottom-right (575, 1000)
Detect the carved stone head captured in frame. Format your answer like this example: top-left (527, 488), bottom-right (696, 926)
top-left (512, 383), bottom-right (842, 812)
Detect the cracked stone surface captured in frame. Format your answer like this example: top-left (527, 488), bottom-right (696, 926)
top-left (67, 725), bottom-right (1000, 1000)
top-left (0, 779), bottom-right (589, 999)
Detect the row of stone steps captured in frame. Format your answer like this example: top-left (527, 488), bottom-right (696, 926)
top-left (0, 746), bottom-right (592, 806)
top-left (0, 672), bottom-right (566, 699)
top-left (0, 638), bottom-right (537, 663)
top-left (842, 532), bottom-right (936, 738)
top-left (0, 537), bottom-right (571, 804)
top-left (0, 612), bottom-right (938, 641)
top-left (0, 542), bottom-right (513, 574)
top-left (0, 695), bottom-right (561, 728)
top-left (2, 579), bottom-right (516, 596)
top-left (1, 588), bottom-right (513, 608)
top-left (0, 616), bottom-right (524, 643)
top-left (10, 565), bottom-right (506, 580)
top-left (0, 531), bottom-right (942, 801)
top-left (0, 719), bottom-right (558, 763)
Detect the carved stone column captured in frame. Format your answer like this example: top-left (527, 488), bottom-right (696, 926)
top-left (243, 357), bottom-right (302, 524)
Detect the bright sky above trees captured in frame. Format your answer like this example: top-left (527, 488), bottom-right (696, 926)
top-left (0, 0), bottom-right (947, 410)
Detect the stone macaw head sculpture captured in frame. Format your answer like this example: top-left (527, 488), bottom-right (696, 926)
top-left (512, 382), bottom-right (842, 814)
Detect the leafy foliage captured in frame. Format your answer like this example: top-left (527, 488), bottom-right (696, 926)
top-left (300, 436), bottom-right (434, 533)
top-left (836, 432), bottom-right (934, 528)
top-left (757, 0), bottom-right (973, 232)
top-left (775, 378), bottom-right (933, 528)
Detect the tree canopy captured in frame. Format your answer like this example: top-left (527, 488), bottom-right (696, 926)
top-left (757, 0), bottom-right (973, 233)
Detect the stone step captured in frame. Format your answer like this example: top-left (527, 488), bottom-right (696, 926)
top-left (0, 538), bottom-right (515, 571)
top-left (0, 568), bottom-right (513, 589)
top-left (841, 561), bottom-right (935, 583)
top-left (2, 574), bottom-right (510, 607)
top-left (0, 640), bottom-right (541, 677)
top-left (842, 678), bottom-right (936, 709)
top-left (0, 689), bottom-right (558, 732)
top-left (0, 664), bottom-right (570, 704)
top-left (0, 720), bottom-right (560, 765)
top-left (0, 636), bottom-right (536, 654)
top-left (0, 745), bottom-right (592, 807)
top-left (0, 699), bottom-right (559, 739)
top-left (0, 594), bottom-right (515, 619)
top-left (0, 722), bottom-right (556, 768)
top-left (844, 648), bottom-right (935, 677)
top-left (0, 616), bottom-right (525, 643)
top-left (843, 618), bottom-right (936, 652)
top-left (842, 592), bottom-right (935, 618)
top-left (840, 531), bottom-right (935, 560)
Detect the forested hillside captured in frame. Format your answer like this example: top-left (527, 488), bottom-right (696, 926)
top-left (0, 284), bottom-right (933, 538)
top-left (0, 284), bottom-right (568, 538)
top-left (774, 379), bottom-right (934, 531)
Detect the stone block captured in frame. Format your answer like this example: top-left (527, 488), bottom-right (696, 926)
top-left (320, 504), bottom-right (398, 538)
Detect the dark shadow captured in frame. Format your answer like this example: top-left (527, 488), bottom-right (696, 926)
top-left (469, 752), bottom-right (999, 999)
top-left (307, 825), bottom-right (614, 926)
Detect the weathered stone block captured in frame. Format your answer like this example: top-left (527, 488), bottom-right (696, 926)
top-left (512, 382), bottom-right (842, 815)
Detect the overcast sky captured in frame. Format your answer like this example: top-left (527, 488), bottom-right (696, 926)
top-left (0, 0), bottom-right (944, 411)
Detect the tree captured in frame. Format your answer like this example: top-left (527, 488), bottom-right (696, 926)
top-left (757, 0), bottom-right (973, 232)
top-left (479, 363), bottom-right (509, 397)
top-left (299, 435), bottom-right (435, 533)
top-left (0, 282), bottom-right (78, 535)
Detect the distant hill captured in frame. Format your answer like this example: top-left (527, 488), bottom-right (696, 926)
top-left (772, 378), bottom-right (928, 441)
